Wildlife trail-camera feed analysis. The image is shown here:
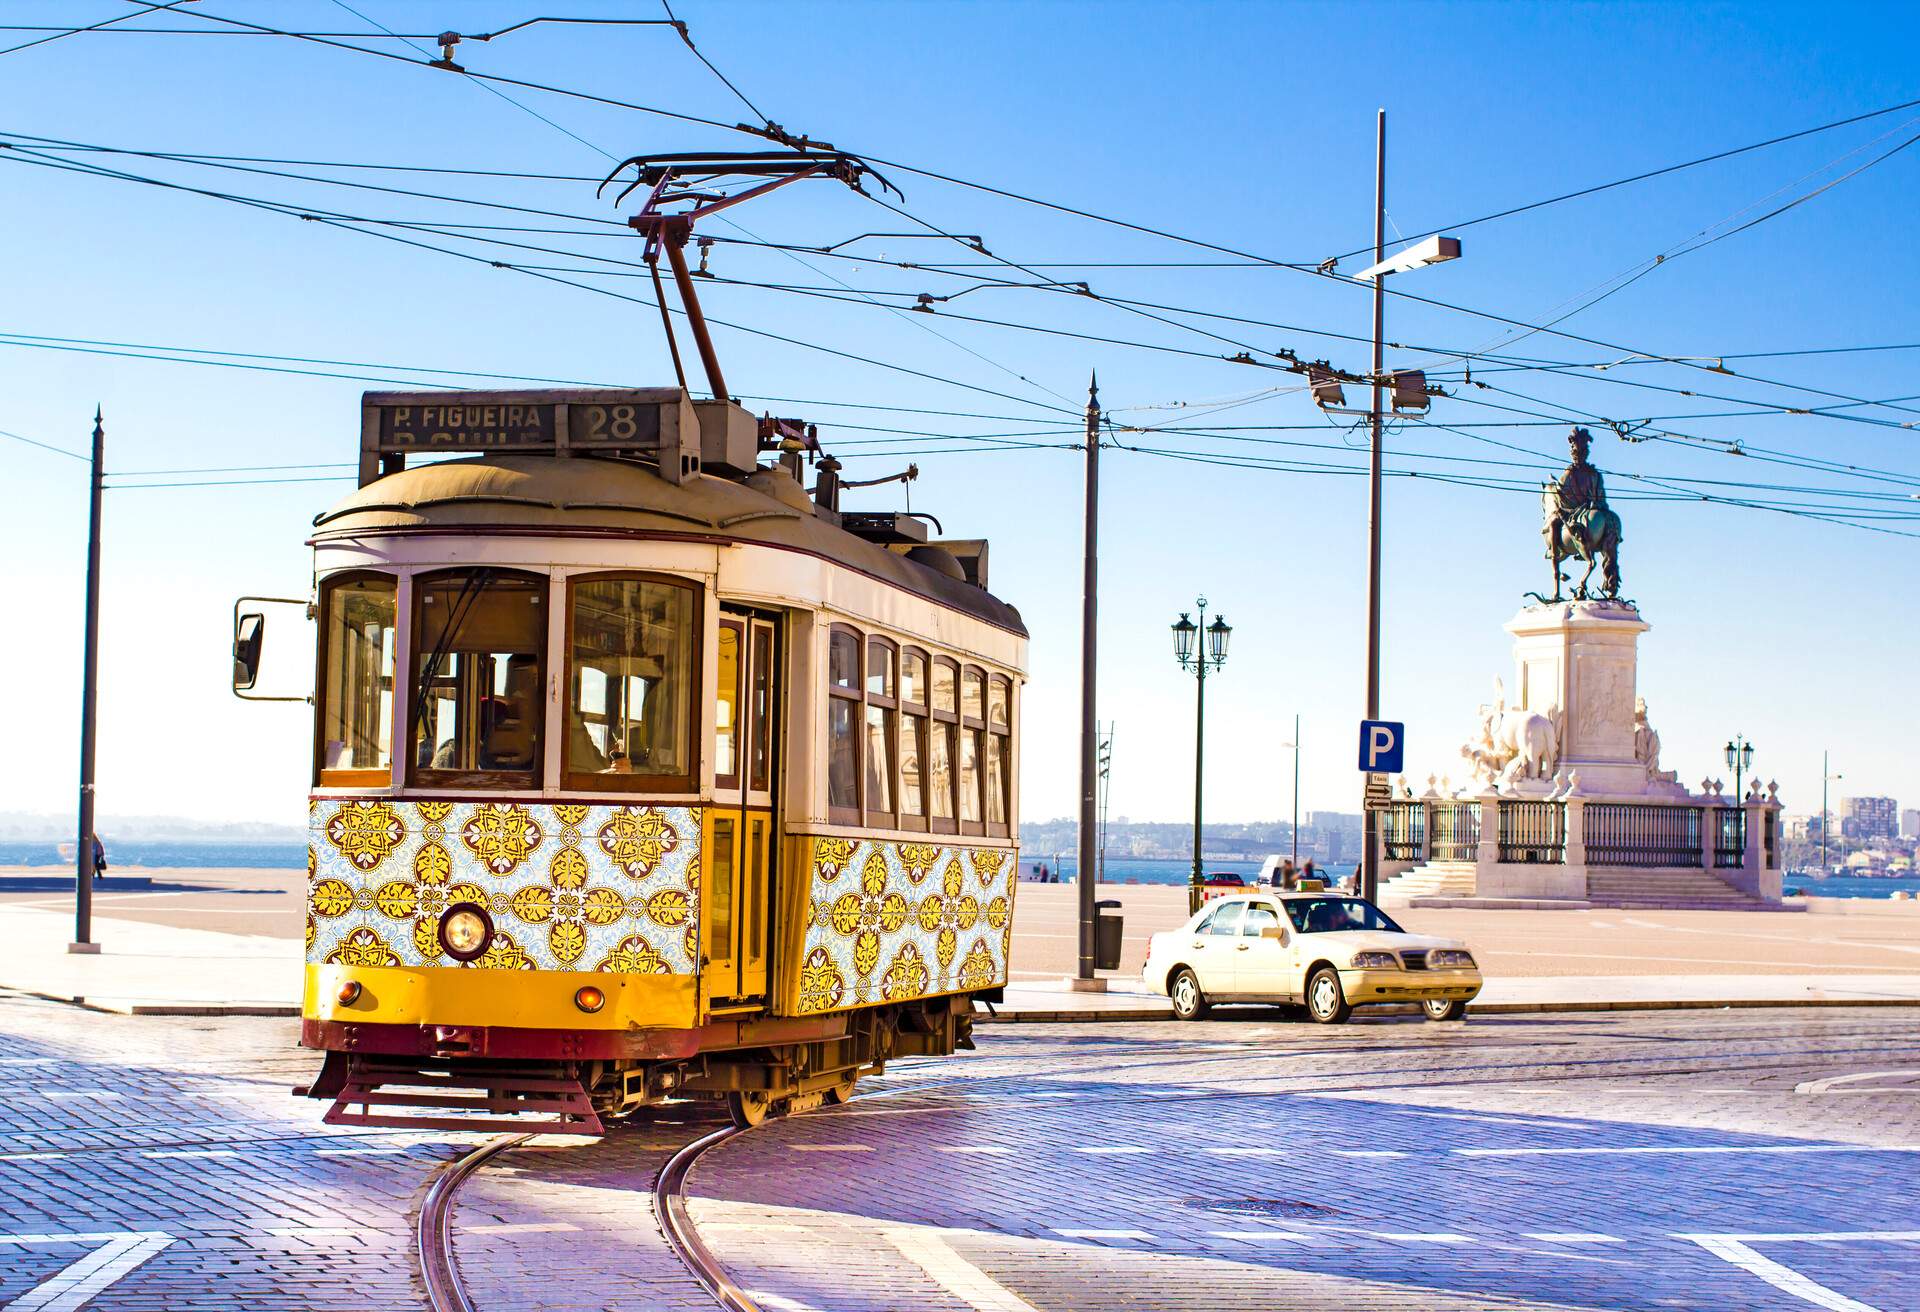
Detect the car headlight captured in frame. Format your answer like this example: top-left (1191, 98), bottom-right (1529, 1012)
top-left (439, 903), bottom-right (493, 961)
top-left (1429, 949), bottom-right (1476, 968)
top-left (1350, 951), bottom-right (1398, 969)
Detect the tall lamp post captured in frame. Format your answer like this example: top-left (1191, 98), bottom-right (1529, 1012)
top-left (1348, 109), bottom-right (1463, 904)
top-left (1821, 751), bottom-right (1842, 877)
top-left (1724, 736), bottom-right (1755, 802)
top-left (1173, 600), bottom-right (1231, 914)
top-left (1281, 714), bottom-right (1300, 870)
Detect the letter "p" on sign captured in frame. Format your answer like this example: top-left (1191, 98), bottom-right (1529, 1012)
top-left (1358, 720), bottom-right (1404, 774)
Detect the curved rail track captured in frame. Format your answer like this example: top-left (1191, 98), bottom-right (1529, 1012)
top-left (414, 1072), bottom-right (957, 1311)
top-left (418, 1133), bottom-right (531, 1312)
top-left (413, 1121), bottom-right (765, 1312)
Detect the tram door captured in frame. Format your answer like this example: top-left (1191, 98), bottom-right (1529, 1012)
top-left (707, 610), bottom-right (778, 1005)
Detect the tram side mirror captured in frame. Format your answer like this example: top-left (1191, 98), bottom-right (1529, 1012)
top-left (233, 613), bottom-right (265, 691)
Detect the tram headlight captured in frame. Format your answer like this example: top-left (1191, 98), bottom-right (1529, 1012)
top-left (574, 986), bottom-right (606, 1013)
top-left (439, 904), bottom-right (493, 961)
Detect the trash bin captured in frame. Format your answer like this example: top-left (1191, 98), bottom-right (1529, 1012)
top-left (1094, 898), bottom-right (1124, 971)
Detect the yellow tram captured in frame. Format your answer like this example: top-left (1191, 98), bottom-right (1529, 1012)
top-left (247, 386), bottom-right (1025, 1132)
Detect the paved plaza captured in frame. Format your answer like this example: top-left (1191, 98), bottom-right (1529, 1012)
top-left (1, 988), bottom-right (1916, 1310)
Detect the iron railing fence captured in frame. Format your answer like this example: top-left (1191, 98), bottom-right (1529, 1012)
top-left (1498, 800), bottom-right (1565, 864)
top-left (1587, 803), bottom-right (1703, 868)
top-left (1431, 801), bottom-right (1481, 862)
top-left (1715, 808), bottom-right (1747, 869)
top-left (1383, 801), bottom-right (1426, 861)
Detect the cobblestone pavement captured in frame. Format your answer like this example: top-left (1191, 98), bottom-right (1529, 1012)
top-left (684, 1010), bottom-right (1920, 1312)
top-left (5, 991), bottom-right (1919, 1310)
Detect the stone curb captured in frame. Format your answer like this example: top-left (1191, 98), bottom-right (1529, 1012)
top-left (977, 996), bottom-right (1920, 1022)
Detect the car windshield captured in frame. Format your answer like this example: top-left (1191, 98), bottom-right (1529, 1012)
top-left (1284, 896), bottom-right (1403, 935)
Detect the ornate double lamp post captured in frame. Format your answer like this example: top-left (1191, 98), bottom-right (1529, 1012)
top-left (1172, 599), bottom-right (1231, 914)
top-left (1724, 735), bottom-right (1755, 801)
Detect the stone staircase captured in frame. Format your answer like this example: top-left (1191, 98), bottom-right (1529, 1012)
top-left (1584, 866), bottom-right (1781, 910)
top-left (1378, 861), bottom-right (1477, 905)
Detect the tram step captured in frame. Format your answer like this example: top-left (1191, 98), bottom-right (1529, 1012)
top-left (322, 1060), bottom-right (604, 1136)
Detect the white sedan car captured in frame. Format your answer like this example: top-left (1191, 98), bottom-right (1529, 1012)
top-left (1142, 888), bottom-right (1482, 1024)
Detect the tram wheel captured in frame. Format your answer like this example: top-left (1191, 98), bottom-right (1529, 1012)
top-left (726, 1090), bottom-right (776, 1129)
top-left (823, 1074), bottom-right (859, 1106)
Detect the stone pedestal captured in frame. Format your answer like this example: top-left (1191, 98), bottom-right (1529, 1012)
top-left (1505, 600), bottom-right (1651, 797)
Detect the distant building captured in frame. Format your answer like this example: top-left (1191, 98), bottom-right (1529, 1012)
top-left (1902, 808), bottom-right (1920, 841)
top-left (1841, 796), bottom-right (1898, 841)
top-left (1783, 814), bottom-right (1814, 842)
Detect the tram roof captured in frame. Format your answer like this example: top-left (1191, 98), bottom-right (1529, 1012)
top-left (310, 453), bottom-right (1027, 636)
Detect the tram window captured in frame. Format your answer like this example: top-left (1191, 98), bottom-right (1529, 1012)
top-left (317, 573), bottom-right (396, 786)
top-left (958, 667), bottom-right (987, 832)
top-left (829, 629), bottom-right (860, 690)
top-left (958, 728), bottom-right (981, 825)
top-left (928, 657), bottom-right (960, 832)
top-left (748, 625), bottom-right (773, 795)
top-left (901, 650), bottom-right (926, 707)
top-left (866, 639), bottom-right (895, 699)
top-left (899, 649), bottom-right (929, 828)
top-left (564, 576), bottom-right (697, 792)
top-left (986, 675), bottom-right (1012, 835)
top-left (409, 569), bottom-right (545, 786)
top-left (714, 620), bottom-right (741, 788)
top-left (865, 704), bottom-right (895, 816)
top-left (827, 625), bottom-right (862, 823)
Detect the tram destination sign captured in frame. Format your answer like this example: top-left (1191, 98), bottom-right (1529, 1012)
top-left (374, 395), bottom-right (668, 452)
top-left (361, 387), bottom-right (699, 483)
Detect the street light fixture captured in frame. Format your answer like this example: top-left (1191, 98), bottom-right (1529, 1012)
top-left (1353, 234), bottom-right (1462, 281)
top-left (1724, 736), bottom-right (1755, 801)
top-left (1173, 597), bottom-right (1230, 914)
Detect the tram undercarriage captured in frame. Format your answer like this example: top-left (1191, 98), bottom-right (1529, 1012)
top-left (300, 992), bottom-right (985, 1133)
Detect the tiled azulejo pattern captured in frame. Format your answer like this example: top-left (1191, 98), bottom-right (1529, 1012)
top-left (797, 837), bottom-right (1015, 1014)
top-left (307, 799), bottom-right (701, 975)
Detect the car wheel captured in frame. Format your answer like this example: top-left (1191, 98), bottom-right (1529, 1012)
top-left (1169, 968), bottom-right (1210, 1021)
top-left (1306, 967), bottom-right (1352, 1025)
top-left (1422, 998), bottom-right (1468, 1022)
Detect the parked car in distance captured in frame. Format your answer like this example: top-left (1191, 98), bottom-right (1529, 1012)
top-left (1142, 883), bottom-right (1482, 1024)
top-left (1200, 871), bottom-right (1248, 901)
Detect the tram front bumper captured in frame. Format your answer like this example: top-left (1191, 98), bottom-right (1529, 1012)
top-left (305, 962), bottom-right (696, 1033)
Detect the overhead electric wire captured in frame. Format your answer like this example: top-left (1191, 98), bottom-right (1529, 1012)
top-left (1325, 92), bottom-right (1920, 262)
top-left (0, 426), bottom-right (89, 460)
top-left (0, 145), bottom-right (1081, 420)
top-left (0, 1), bottom-right (189, 59)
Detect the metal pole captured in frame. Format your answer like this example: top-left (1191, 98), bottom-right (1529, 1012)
top-left (1076, 375), bottom-right (1100, 979)
top-left (72, 407), bottom-right (104, 954)
top-left (1191, 603), bottom-right (1207, 915)
top-left (1292, 712), bottom-right (1300, 869)
top-left (1821, 749), bottom-right (1828, 876)
top-left (1361, 107), bottom-right (1386, 904)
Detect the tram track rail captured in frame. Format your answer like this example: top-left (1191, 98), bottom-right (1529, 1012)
top-left (419, 1132), bottom-right (530, 1312)
top-left (656, 1125), bottom-right (763, 1312)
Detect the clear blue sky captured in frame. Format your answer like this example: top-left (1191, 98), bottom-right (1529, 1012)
top-left (3, 1), bottom-right (1916, 831)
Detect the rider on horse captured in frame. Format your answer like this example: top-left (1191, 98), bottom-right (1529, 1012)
top-left (1542, 426), bottom-right (1624, 599)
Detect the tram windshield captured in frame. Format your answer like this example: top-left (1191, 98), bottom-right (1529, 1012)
top-left (410, 568), bottom-right (545, 784)
top-left (566, 577), bottom-right (695, 790)
top-left (318, 573), bottom-right (396, 784)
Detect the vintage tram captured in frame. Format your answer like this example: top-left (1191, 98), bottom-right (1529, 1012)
top-left (247, 386), bottom-right (1025, 1132)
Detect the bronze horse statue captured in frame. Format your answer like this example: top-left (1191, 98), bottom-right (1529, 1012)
top-left (1536, 485), bottom-right (1622, 601)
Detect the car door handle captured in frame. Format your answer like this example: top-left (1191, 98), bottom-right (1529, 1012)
top-left (1192, 941), bottom-right (1205, 949)
top-left (1235, 943), bottom-right (1250, 951)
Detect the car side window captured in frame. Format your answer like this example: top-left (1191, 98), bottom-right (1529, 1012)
top-left (1243, 903), bottom-right (1281, 936)
top-left (1192, 904), bottom-right (1224, 934)
top-left (1208, 901), bottom-right (1245, 935)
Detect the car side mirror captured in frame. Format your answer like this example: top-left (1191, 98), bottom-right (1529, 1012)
top-left (1262, 926), bottom-right (1289, 943)
top-left (232, 613), bottom-right (265, 691)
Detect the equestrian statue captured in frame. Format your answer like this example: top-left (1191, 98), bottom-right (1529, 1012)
top-left (1530, 425), bottom-right (1623, 602)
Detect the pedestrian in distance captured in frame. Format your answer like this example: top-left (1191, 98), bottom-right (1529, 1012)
top-left (91, 834), bottom-right (107, 875)
top-left (1302, 858), bottom-right (1317, 886)
top-left (1276, 858), bottom-right (1296, 889)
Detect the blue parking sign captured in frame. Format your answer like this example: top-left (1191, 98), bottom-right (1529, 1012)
top-left (1358, 720), bottom-right (1404, 774)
